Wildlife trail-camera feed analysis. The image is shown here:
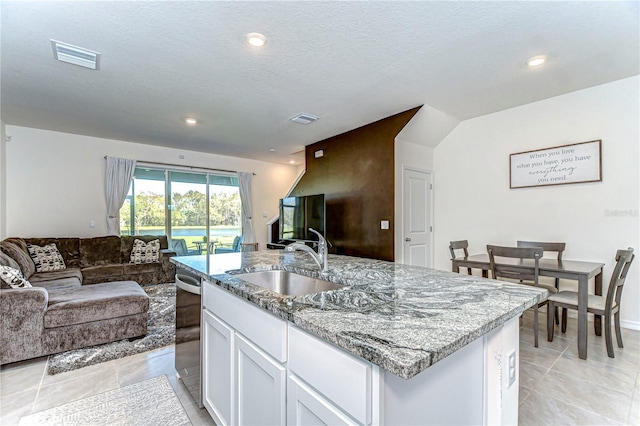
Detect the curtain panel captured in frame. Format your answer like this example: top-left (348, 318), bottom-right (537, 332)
top-left (105, 157), bottom-right (136, 235)
top-left (238, 172), bottom-right (255, 244)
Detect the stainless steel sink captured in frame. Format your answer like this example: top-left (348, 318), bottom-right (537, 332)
top-left (235, 270), bottom-right (343, 296)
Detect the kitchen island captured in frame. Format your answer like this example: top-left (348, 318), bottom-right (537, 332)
top-left (171, 250), bottom-right (546, 425)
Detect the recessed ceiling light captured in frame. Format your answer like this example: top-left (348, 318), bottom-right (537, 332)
top-left (289, 160), bottom-right (296, 164)
top-left (246, 32), bottom-right (267, 47)
top-left (527, 55), bottom-right (547, 67)
top-left (269, 148), bottom-right (276, 153)
top-left (185, 117), bottom-right (198, 125)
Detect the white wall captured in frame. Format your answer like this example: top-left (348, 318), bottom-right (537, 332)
top-left (5, 126), bottom-right (300, 249)
top-left (433, 76), bottom-right (640, 327)
top-left (394, 138), bottom-right (434, 263)
top-left (396, 103), bottom-right (460, 149)
top-left (0, 121), bottom-right (6, 239)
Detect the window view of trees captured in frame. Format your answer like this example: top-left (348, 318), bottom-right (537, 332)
top-left (131, 192), bottom-right (165, 227)
top-left (170, 190), bottom-right (205, 227)
top-left (119, 168), bottom-right (241, 254)
top-left (169, 190), bottom-right (240, 227)
top-left (209, 191), bottom-right (241, 226)
top-left (119, 176), bottom-right (165, 235)
top-left (123, 190), bottom-right (239, 228)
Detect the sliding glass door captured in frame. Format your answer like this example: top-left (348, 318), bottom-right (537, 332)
top-left (209, 175), bottom-right (241, 253)
top-left (119, 168), bottom-right (166, 237)
top-left (120, 167), bottom-right (241, 256)
top-left (168, 171), bottom-right (208, 254)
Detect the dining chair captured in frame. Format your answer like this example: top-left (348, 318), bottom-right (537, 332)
top-left (215, 236), bottom-right (243, 254)
top-left (449, 240), bottom-right (472, 275)
top-left (170, 238), bottom-right (200, 256)
top-left (547, 247), bottom-right (634, 358)
top-left (487, 245), bottom-right (549, 347)
top-left (516, 240), bottom-right (565, 287)
top-left (517, 240), bottom-right (566, 325)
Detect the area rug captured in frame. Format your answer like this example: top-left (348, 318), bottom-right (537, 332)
top-left (18, 375), bottom-right (190, 426)
top-left (47, 283), bottom-right (176, 375)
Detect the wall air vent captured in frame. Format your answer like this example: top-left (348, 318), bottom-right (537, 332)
top-left (290, 113), bottom-right (319, 125)
top-left (51, 40), bottom-right (101, 70)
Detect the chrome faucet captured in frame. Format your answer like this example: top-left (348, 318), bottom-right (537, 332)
top-left (285, 228), bottom-right (328, 272)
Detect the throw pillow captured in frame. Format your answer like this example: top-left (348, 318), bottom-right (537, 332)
top-left (0, 250), bottom-right (21, 270)
top-left (0, 240), bottom-right (36, 278)
top-left (0, 265), bottom-right (32, 289)
top-left (130, 239), bottom-right (160, 264)
top-left (27, 243), bottom-right (66, 272)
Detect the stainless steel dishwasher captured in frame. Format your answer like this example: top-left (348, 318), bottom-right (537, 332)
top-left (174, 269), bottom-right (203, 408)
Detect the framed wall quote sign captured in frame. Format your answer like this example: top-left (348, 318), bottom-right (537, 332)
top-left (510, 139), bottom-right (602, 189)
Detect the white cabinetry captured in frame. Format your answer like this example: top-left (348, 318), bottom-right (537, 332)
top-left (202, 281), bottom-right (287, 426)
top-left (202, 279), bottom-right (520, 426)
top-left (236, 334), bottom-right (286, 425)
top-left (288, 325), bottom-right (376, 425)
top-left (202, 309), bottom-right (234, 426)
top-left (287, 374), bottom-right (357, 426)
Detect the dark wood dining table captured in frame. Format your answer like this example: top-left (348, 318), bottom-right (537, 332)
top-left (452, 254), bottom-right (605, 360)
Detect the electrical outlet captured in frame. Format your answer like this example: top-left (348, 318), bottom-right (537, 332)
top-left (508, 350), bottom-right (516, 388)
top-left (381, 220), bottom-right (389, 230)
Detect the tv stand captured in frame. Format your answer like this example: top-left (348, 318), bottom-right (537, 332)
top-left (266, 240), bottom-right (316, 250)
top-left (266, 242), bottom-right (287, 250)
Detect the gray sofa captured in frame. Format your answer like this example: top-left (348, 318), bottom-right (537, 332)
top-left (0, 235), bottom-right (177, 365)
top-left (3, 235), bottom-right (177, 286)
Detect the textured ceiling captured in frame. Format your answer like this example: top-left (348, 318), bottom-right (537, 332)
top-left (1, 1), bottom-right (638, 164)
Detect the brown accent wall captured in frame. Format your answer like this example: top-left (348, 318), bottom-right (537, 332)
top-left (290, 107), bottom-right (420, 261)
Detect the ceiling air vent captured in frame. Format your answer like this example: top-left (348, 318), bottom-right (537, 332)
top-left (290, 113), bottom-right (319, 125)
top-left (51, 40), bottom-right (101, 70)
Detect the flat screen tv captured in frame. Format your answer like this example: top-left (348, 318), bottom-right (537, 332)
top-left (279, 194), bottom-right (325, 242)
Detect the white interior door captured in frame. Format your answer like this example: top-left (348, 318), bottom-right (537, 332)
top-left (402, 168), bottom-right (432, 268)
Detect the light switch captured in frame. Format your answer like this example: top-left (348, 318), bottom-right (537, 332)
top-left (381, 220), bottom-right (389, 230)
top-left (314, 149), bottom-right (324, 158)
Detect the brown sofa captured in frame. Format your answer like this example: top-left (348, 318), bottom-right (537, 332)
top-left (4, 235), bottom-right (177, 286)
top-left (0, 235), bottom-right (177, 365)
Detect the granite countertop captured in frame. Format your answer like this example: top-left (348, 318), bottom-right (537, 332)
top-left (171, 250), bottom-right (546, 379)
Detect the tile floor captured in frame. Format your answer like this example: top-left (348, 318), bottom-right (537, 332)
top-left (518, 310), bottom-right (639, 425)
top-left (0, 346), bottom-right (214, 426)
top-left (0, 312), bottom-right (638, 425)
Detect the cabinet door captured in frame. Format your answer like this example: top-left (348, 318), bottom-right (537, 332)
top-left (288, 325), bottom-right (372, 424)
top-left (235, 334), bottom-right (286, 426)
top-left (202, 309), bottom-right (235, 426)
top-left (287, 374), bottom-right (358, 426)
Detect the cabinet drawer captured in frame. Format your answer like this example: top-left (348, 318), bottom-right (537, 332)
top-left (203, 280), bottom-right (287, 362)
top-left (287, 374), bottom-right (357, 426)
top-left (288, 325), bottom-right (372, 425)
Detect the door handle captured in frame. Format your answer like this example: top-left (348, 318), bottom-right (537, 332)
top-left (405, 237), bottom-right (411, 242)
